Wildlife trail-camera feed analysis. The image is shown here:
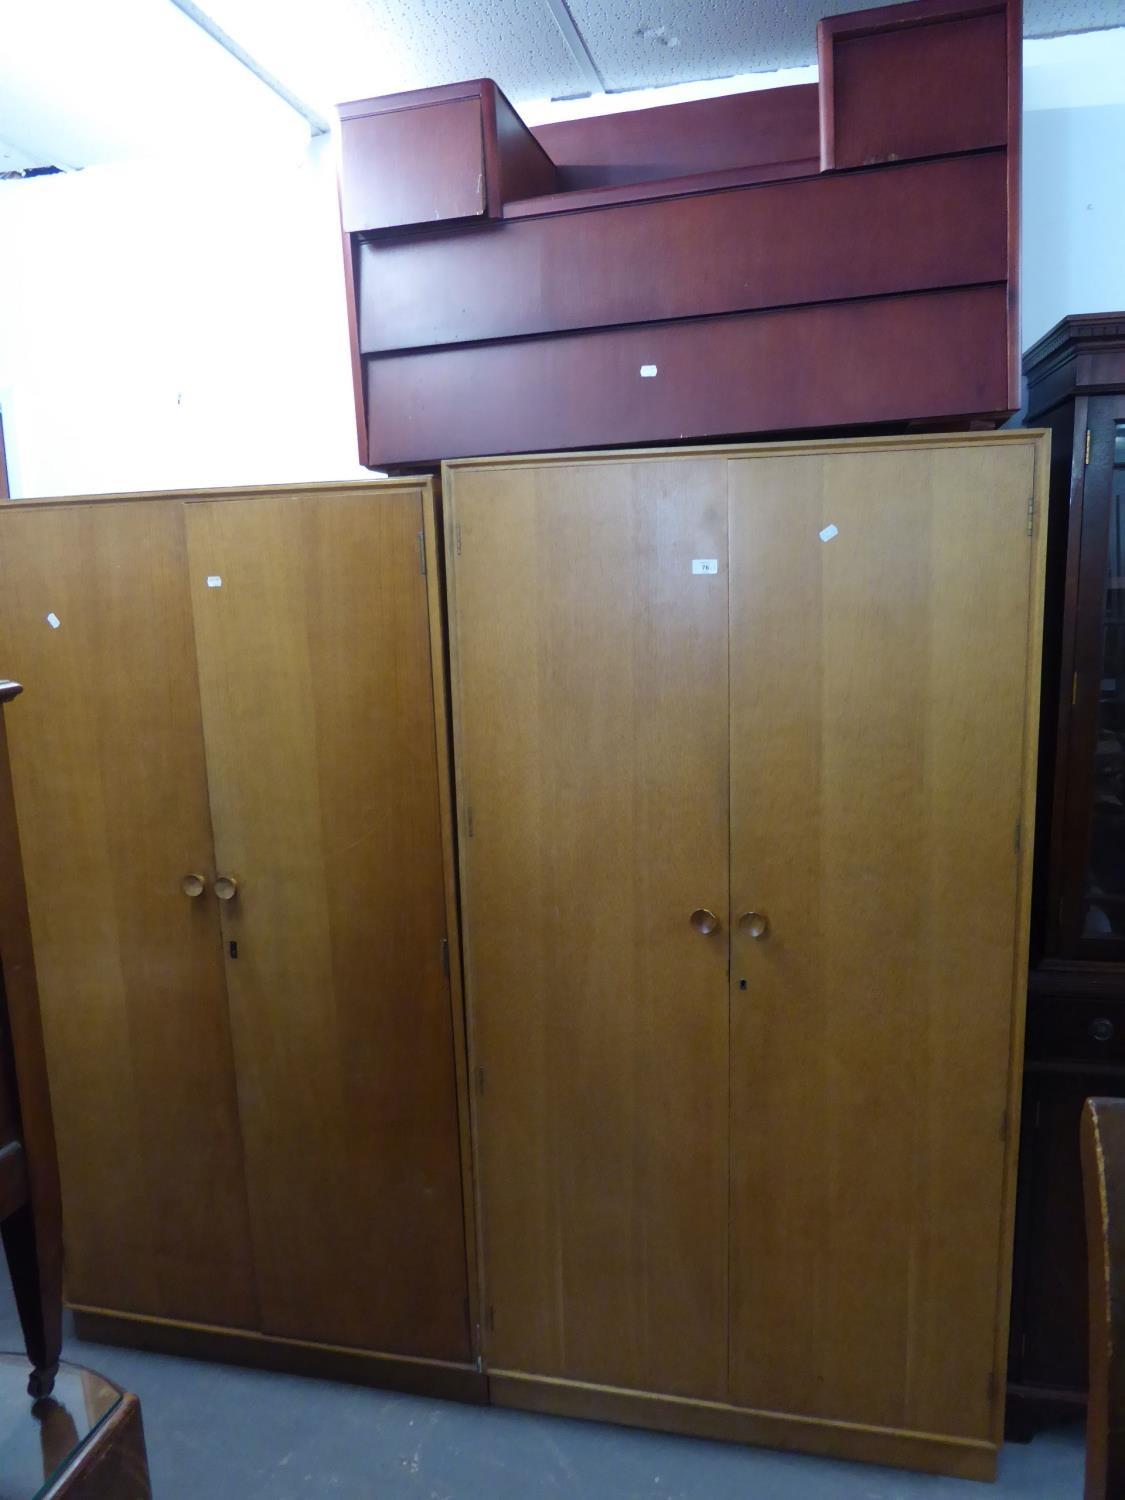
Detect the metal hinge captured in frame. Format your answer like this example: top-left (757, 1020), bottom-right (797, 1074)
top-left (1086, 428), bottom-right (1092, 465)
top-left (417, 529), bottom-right (426, 575)
top-left (455, 522), bottom-right (462, 555)
top-left (440, 936), bottom-right (449, 976)
top-left (1026, 494), bottom-right (1035, 536)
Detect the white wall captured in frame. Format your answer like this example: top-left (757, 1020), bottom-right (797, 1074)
top-left (1021, 29), bottom-right (1125, 349)
top-left (0, 32), bottom-right (1122, 499)
top-left (0, 135), bottom-right (369, 498)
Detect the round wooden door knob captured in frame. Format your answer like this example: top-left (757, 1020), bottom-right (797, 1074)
top-left (738, 911), bottom-right (770, 939)
top-left (181, 874), bottom-right (205, 898)
top-left (689, 908), bottom-right (720, 936)
top-left (214, 876), bottom-right (239, 901)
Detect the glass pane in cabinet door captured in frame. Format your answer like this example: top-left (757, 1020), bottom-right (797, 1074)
top-left (1083, 422), bottom-right (1125, 940)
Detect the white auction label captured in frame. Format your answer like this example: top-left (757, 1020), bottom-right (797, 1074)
top-left (692, 559), bottom-right (719, 575)
top-left (206, 575), bottom-right (222, 588)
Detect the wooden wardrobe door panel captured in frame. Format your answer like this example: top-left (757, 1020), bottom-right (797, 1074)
top-left (184, 486), bottom-right (469, 1361)
top-left (0, 501), bottom-right (257, 1326)
top-left (447, 458), bottom-right (730, 1399)
top-left (728, 439), bottom-right (1041, 1441)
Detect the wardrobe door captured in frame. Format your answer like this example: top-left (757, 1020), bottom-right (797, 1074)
top-left (728, 439), bottom-right (1042, 1446)
top-left (446, 457), bottom-right (730, 1398)
top-left (0, 500), bottom-right (258, 1326)
top-left (183, 485), bottom-right (470, 1360)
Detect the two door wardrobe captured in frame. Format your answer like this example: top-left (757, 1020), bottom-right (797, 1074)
top-left (443, 430), bottom-right (1049, 1480)
top-left (0, 479), bottom-right (480, 1397)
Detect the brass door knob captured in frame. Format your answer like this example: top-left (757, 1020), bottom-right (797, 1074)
top-left (738, 911), bottom-right (770, 939)
top-left (181, 874), bottom-right (205, 898)
top-left (214, 876), bottom-right (239, 901)
top-left (689, 908), bottom-right (720, 936)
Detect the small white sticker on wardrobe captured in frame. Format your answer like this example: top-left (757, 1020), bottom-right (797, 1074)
top-left (45, 612), bottom-right (60, 629)
top-left (819, 524), bottom-right (839, 542)
top-left (692, 559), bottom-right (719, 575)
top-left (640, 364), bottom-right (658, 378)
top-left (206, 575), bottom-right (222, 588)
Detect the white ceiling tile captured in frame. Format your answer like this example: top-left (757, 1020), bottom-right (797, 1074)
top-left (0, 0), bottom-right (1120, 177)
top-left (567, 0), bottom-right (1125, 94)
top-left (566, 0), bottom-right (909, 92)
top-left (1024, 0), bottom-right (1125, 35)
top-left (353, 0), bottom-right (589, 99)
top-left (194, 0), bottom-right (590, 116)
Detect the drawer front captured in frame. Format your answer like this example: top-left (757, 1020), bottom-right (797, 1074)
top-left (1025, 992), bottom-right (1125, 1065)
top-left (366, 283), bottom-right (1010, 467)
top-left (358, 152), bottom-right (1007, 354)
top-left (341, 97), bottom-right (486, 234)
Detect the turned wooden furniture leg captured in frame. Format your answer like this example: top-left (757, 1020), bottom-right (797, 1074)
top-left (3, 1199), bottom-right (61, 1397)
top-left (1081, 1097), bottom-right (1125, 1500)
top-left (0, 684), bottom-right (65, 1400)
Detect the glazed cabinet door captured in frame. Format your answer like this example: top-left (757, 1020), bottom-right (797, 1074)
top-left (727, 439), bottom-right (1042, 1447)
top-left (183, 485), bottom-right (470, 1360)
top-left (1055, 395), bottom-right (1125, 957)
top-left (0, 501), bottom-right (257, 1326)
top-left (446, 457), bottom-right (730, 1399)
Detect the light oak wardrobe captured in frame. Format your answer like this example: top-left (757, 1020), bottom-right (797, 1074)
top-left (443, 430), bottom-right (1049, 1479)
top-left (0, 479), bottom-right (480, 1397)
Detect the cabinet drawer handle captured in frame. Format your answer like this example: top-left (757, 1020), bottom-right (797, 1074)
top-left (181, 874), bottom-right (206, 898)
top-left (738, 911), bottom-right (770, 940)
top-left (689, 908), bottom-right (720, 936)
top-left (1090, 1018), bottom-right (1115, 1043)
top-left (214, 876), bottom-right (239, 902)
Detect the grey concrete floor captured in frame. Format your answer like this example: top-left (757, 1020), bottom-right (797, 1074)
top-left (0, 1269), bottom-right (1085, 1498)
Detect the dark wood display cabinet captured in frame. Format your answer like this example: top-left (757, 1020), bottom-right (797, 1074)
top-left (1008, 313), bottom-right (1125, 1437)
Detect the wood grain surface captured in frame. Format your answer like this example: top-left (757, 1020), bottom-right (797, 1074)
top-left (185, 483), bottom-right (470, 1360)
top-left (728, 437), bottom-right (1040, 1441)
top-left (446, 457), bottom-right (731, 1398)
top-left (0, 501), bottom-right (257, 1326)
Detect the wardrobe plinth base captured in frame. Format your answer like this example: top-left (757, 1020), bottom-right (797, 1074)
top-left (489, 1370), bottom-right (998, 1482)
top-left (72, 1306), bottom-right (487, 1405)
